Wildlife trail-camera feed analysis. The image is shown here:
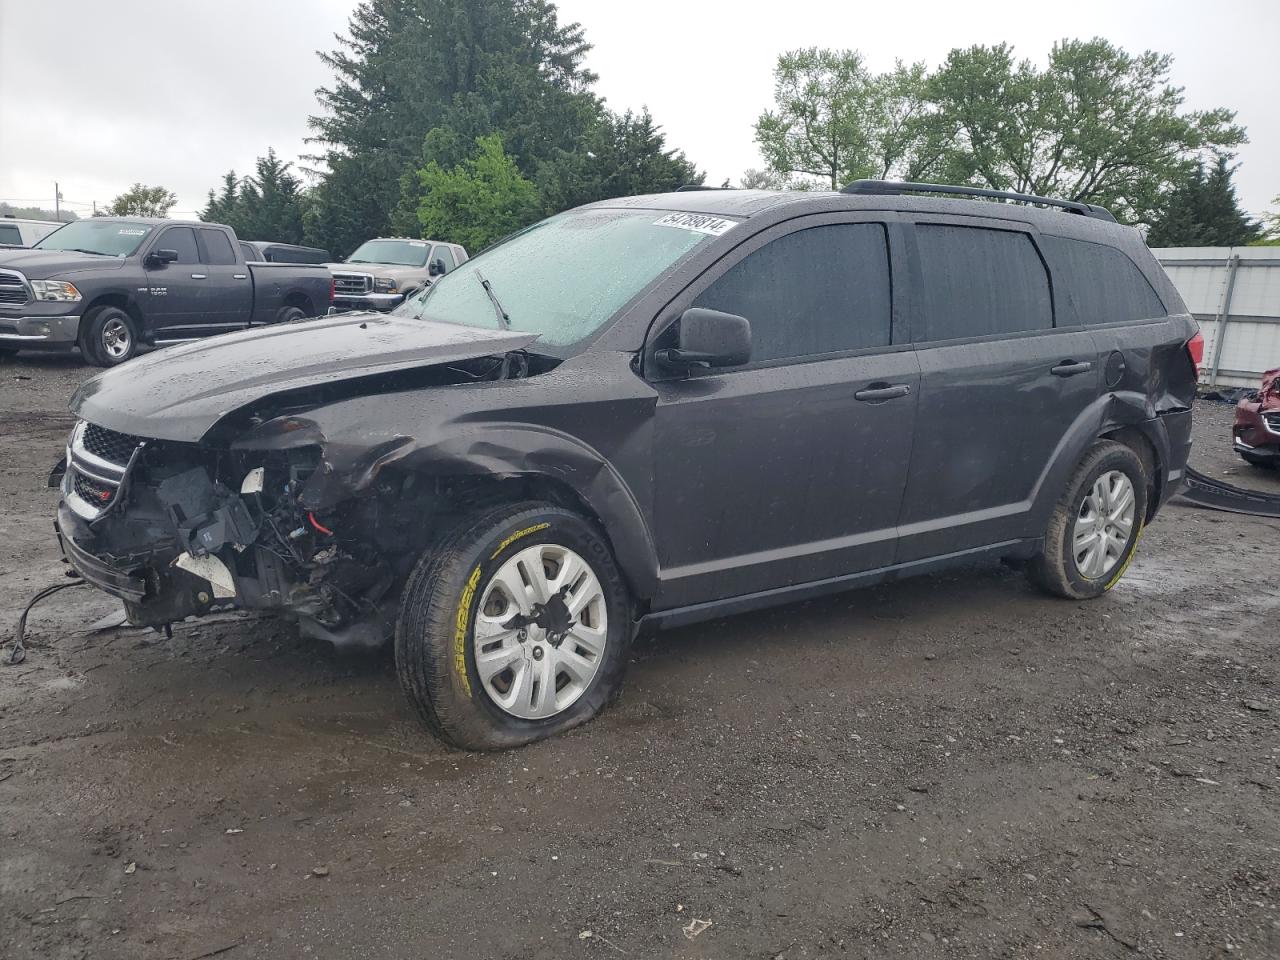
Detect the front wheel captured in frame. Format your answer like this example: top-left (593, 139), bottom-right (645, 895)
top-left (1027, 440), bottom-right (1149, 599)
top-left (80, 306), bottom-right (138, 366)
top-left (396, 502), bottom-right (631, 750)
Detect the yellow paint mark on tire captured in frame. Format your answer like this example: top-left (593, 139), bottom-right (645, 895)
top-left (489, 522), bottom-right (551, 560)
top-left (454, 565), bottom-right (482, 697)
top-left (1104, 521), bottom-right (1144, 591)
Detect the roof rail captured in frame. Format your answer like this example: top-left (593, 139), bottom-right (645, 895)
top-left (674, 184), bottom-right (737, 192)
top-left (840, 179), bottom-right (1116, 222)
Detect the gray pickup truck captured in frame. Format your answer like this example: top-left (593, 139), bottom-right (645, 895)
top-left (0, 218), bottom-right (332, 366)
top-left (330, 237), bottom-right (468, 312)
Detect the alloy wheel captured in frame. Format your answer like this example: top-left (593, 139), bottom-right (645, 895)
top-left (1072, 469), bottom-right (1136, 579)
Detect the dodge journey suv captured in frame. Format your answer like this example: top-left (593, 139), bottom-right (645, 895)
top-left (53, 181), bottom-right (1198, 750)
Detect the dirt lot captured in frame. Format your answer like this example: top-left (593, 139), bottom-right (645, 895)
top-left (2, 352), bottom-right (1279, 960)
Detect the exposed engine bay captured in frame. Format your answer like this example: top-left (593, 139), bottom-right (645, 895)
top-left (53, 349), bottom-right (556, 648)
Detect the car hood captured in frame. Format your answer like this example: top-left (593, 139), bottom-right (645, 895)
top-left (0, 249), bottom-right (125, 279)
top-left (72, 312), bottom-right (538, 442)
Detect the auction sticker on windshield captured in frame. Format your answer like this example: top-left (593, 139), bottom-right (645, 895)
top-left (118, 228), bottom-right (147, 236)
top-left (652, 213), bottom-right (737, 237)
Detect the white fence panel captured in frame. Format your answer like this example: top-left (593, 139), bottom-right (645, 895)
top-left (1153, 247), bottom-right (1280, 390)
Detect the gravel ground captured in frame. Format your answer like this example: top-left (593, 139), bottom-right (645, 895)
top-left (2, 352), bottom-right (1279, 960)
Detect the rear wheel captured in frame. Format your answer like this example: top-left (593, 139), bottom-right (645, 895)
top-left (80, 306), bottom-right (138, 366)
top-left (396, 502), bottom-right (631, 750)
top-left (274, 304), bottom-right (308, 324)
top-left (1027, 441), bottom-right (1149, 599)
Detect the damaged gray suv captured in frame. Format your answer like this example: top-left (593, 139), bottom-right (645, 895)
top-left (53, 182), bottom-right (1199, 749)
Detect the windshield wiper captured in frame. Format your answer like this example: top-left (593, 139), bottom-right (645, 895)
top-left (475, 270), bottom-right (511, 330)
top-left (65, 248), bottom-right (111, 256)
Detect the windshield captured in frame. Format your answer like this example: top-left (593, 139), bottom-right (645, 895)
top-left (347, 239), bottom-right (431, 267)
top-left (34, 219), bottom-right (155, 257)
top-left (392, 209), bottom-right (731, 346)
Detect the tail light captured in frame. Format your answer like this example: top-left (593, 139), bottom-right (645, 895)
top-left (1186, 330), bottom-right (1204, 380)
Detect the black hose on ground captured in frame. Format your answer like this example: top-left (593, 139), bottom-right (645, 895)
top-left (6, 578), bottom-right (88, 666)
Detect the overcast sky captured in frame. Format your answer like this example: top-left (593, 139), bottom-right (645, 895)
top-left (2, 0), bottom-right (1276, 220)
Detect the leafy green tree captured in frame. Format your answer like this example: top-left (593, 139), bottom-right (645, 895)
top-left (754, 49), bottom-right (948, 189)
top-left (1260, 196), bottom-right (1280, 244)
top-left (413, 134), bottom-right (541, 250)
top-left (739, 168), bottom-right (790, 190)
top-left (927, 39), bottom-right (1246, 222)
top-left (1145, 157), bottom-right (1262, 247)
top-left (307, 0), bottom-right (597, 256)
top-left (106, 183), bottom-right (177, 218)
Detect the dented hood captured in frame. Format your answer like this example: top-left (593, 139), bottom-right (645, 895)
top-left (71, 312), bottom-right (538, 442)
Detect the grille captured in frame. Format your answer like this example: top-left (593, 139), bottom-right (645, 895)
top-left (82, 422), bottom-right (143, 465)
top-left (0, 271), bottom-right (27, 305)
top-left (74, 472), bottom-right (115, 505)
top-left (1264, 412), bottom-right (1280, 433)
top-left (333, 272), bottom-right (372, 295)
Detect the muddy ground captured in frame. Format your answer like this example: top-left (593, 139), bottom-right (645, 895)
top-left (2, 351), bottom-right (1279, 960)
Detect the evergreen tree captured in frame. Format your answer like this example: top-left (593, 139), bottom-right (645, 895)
top-left (306, 0), bottom-right (597, 256)
top-left (200, 151), bottom-right (308, 245)
top-left (200, 171), bottom-right (240, 223)
top-left (1146, 157), bottom-right (1262, 247)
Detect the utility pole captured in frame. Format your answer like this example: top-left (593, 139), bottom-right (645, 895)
top-left (55, 182), bottom-right (60, 221)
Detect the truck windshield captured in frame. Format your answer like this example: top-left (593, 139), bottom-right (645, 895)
top-left (347, 239), bottom-right (431, 267)
top-left (392, 209), bottom-right (732, 346)
top-left (34, 220), bottom-right (156, 257)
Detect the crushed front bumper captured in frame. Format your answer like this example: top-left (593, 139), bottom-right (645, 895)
top-left (55, 505), bottom-right (147, 601)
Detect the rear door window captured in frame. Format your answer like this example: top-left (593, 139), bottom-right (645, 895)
top-left (1041, 236), bottom-right (1166, 326)
top-left (913, 224), bottom-right (1052, 342)
top-left (154, 227), bottom-right (199, 264)
top-left (693, 222), bottom-right (892, 362)
top-left (197, 228), bottom-right (238, 265)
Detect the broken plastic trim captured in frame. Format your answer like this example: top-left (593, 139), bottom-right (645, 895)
top-left (1175, 467), bottom-right (1280, 518)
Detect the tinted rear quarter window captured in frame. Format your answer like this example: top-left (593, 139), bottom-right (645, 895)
top-left (693, 222), bottom-right (892, 362)
top-left (0, 224), bottom-right (21, 245)
top-left (1041, 236), bottom-right (1166, 326)
top-left (198, 228), bottom-right (238, 265)
top-left (914, 224), bottom-right (1052, 341)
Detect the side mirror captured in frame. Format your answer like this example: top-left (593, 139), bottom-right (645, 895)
top-left (148, 248), bottom-right (179, 265)
top-left (428, 258), bottom-right (446, 276)
top-left (658, 307), bottom-right (752, 369)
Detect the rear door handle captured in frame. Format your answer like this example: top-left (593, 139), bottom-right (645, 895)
top-left (854, 383), bottom-right (912, 402)
top-left (190, 273), bottom-right (207, 280)
top-left (1050, 360), bottom-right (1093, 377)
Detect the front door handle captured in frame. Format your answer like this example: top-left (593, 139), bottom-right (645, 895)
top-left (1051, 360), bottom-right (1093, 377)
top-left (854, 383), bottom-right (912, 402)
top-left (190, 273), bottom-right (207, 280)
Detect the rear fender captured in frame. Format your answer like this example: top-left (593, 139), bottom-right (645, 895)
top-left (1028, 391), bottom-right (1180, 526)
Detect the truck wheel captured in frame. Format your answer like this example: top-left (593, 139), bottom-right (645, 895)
top-left (396, 501), bottom-right (631, 750)
top-left (80, 306), bottom-right (138, 366)
top-left (1027, 440), bottom-right (1149, 600)
top-left (274, 304), bottom-right (308, 324)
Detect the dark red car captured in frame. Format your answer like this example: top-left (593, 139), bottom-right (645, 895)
top-left (1234, 368), bottom-right (1280, 467)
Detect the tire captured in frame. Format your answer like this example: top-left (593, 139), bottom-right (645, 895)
top-left (1026, 440), bottom-right (1149, 600)
top-left (80, 306), bottom-right (138, 366)
top-left (274, 304), bottom-right (308, 324)
top-left (396, 501), bottom-right (631, 750)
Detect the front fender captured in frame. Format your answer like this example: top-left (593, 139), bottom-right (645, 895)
top-left (290, 419), bottom-right (661, 599)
